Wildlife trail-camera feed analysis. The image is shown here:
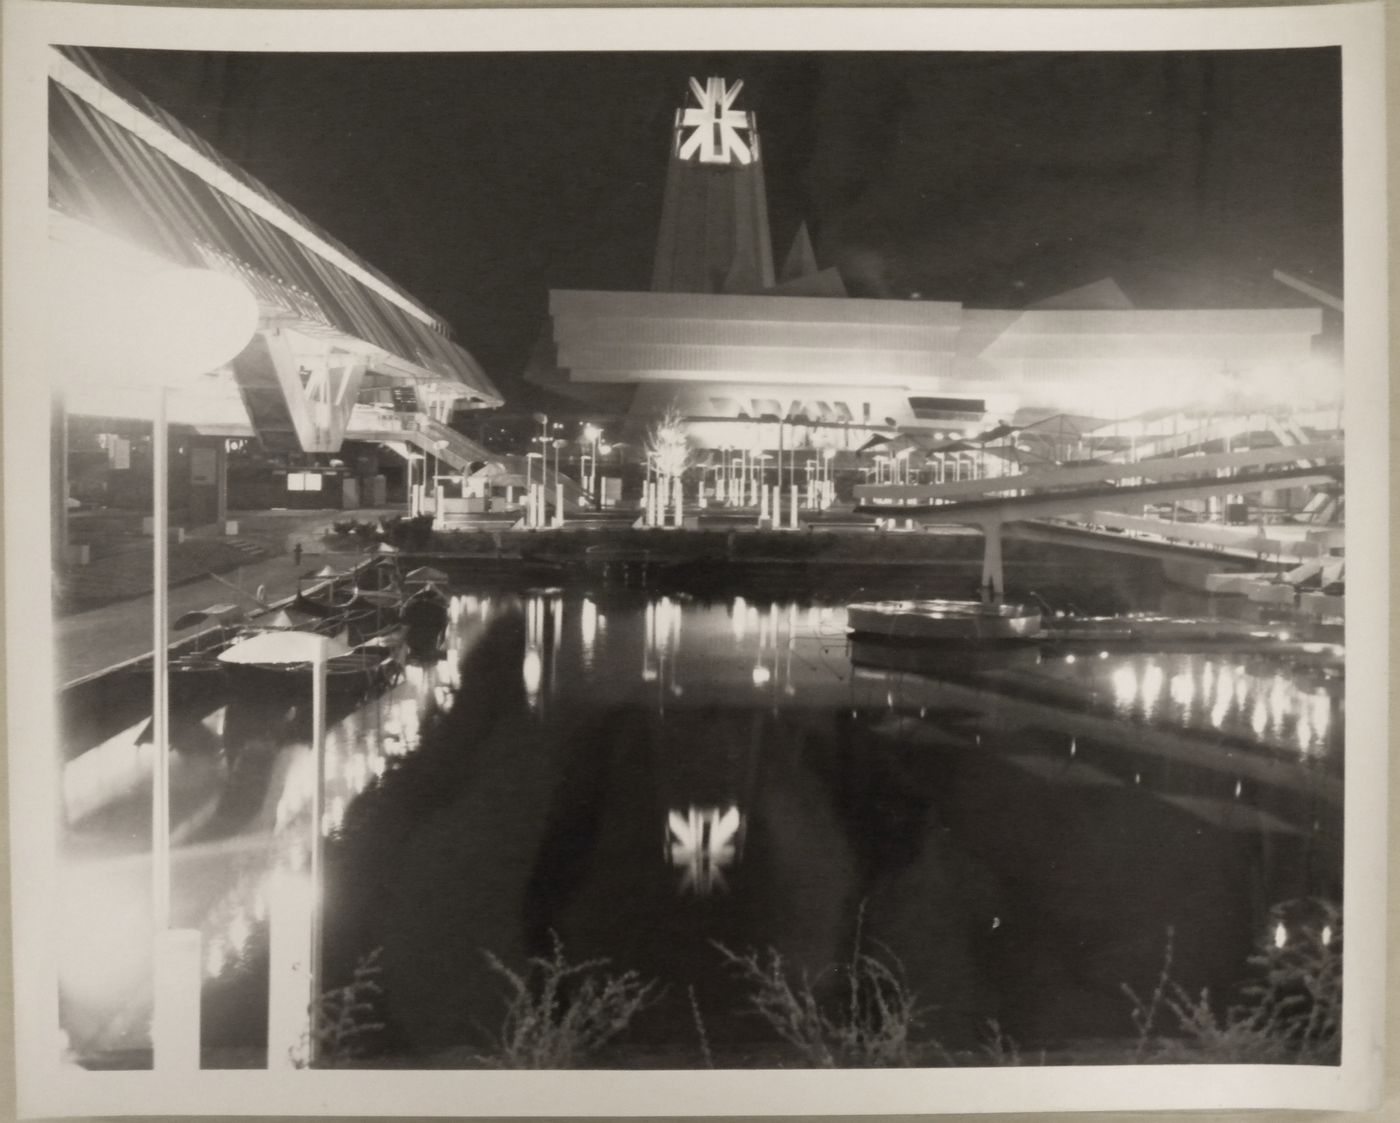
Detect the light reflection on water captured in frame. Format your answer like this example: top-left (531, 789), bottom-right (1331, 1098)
top-left (503, 590), bottom-right (1340, 764)
top-left (57, 585), bottom-right (1343, 1064)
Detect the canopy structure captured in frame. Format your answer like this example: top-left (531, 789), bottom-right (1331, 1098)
top-left (218, 630), bottom-right (353, 666)
top-left (255, 607), bottom-right (321, 630)
top-left (49, 46), bottom-right (502, 454)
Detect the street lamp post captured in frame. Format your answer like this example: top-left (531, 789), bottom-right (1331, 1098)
top-left (433, 438), bottom-right (449, 518)
top-left (552, 438), bottom-right (568, 527)
top-left (129, 269), bottom-right (258, 1071)
top-left (526, 451), bottom-right (543, 528)
top-left (582, 423), bottom-right (602, 510)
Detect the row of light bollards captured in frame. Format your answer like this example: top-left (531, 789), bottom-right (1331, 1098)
top-left (715, 475), bottom-right (835, 513)
top-left (522, 481), bottom-right (565, 529)
top-left (755, 484), bottom-right (803, 529)
top-left (642, 476), bottom-right (684, 527)
top-left (642, 478), bottom-right (832, 529)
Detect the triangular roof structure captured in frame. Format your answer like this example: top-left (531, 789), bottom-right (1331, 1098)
top-left (780, 223), bottom-right (820, 283)
top-left (1031, 278), bottom-right (1135, 311)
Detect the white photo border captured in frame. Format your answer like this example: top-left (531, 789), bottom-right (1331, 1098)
top-left (2, 2), bottom-right (1387, 1116)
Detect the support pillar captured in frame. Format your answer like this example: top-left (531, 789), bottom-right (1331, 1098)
top-left (980, 521), bottom-right (1004, 603)
top-left (215, 441), bottom-right (229, 529)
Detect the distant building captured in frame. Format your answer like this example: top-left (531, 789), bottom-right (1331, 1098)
top-left (531, 77), bottom-right (1326, 454)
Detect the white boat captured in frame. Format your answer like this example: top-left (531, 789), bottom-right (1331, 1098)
top-left (846, 599), bottom-right (1042, 641)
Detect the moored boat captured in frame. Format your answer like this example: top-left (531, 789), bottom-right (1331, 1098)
top-left (217, 629), bottom-right (401, 699)
top-left (846, 598), bottom-right (1042, 641)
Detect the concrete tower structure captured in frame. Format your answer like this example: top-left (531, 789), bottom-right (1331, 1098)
top-left (651, 78), bottom-right (775, 296)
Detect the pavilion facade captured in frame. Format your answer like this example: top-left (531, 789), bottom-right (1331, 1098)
top-left (533, 77), bottom-right (1328, 455)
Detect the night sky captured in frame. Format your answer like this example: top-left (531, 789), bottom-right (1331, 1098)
top-left (89, 48), bottom-right (1342, 407)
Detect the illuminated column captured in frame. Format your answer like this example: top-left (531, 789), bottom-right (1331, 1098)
top-left (789, 484), bottom-right (799, 529)
top-left (673, 476), bottom-right (684, 527)
top-left (555, 482), bottom-right (565, 528)
top-left (759, 481), bottom-right (769, 524)
top-left (307, 648), bottom-right (328, 1066)
top-left (152, 929), bottom-right (201, 1071)
top-left (980, 520), bottom-right (1004, 603)
top-left (267, 864), bottom-right (313, 1069)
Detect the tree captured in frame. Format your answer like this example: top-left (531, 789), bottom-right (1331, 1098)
top-left (647, 405), bottom-right (692, 479)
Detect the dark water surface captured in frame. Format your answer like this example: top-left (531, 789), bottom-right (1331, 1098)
top-left (58, 575), bottom-right (1343, 1067)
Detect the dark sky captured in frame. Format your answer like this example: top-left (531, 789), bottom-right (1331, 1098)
top-left (89, 48), bottom-right (1342, 405)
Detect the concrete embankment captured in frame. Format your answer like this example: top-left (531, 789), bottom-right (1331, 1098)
top-left (374, 527), bottom-right (1165, 607)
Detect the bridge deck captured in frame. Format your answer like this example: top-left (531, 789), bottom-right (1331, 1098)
top-left (857, 465), bottom-right (1340, 524)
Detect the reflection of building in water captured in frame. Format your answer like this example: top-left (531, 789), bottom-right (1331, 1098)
top-left (580, 597), bottom-right (605, 672)
top-left (666, 805), bottom-right (745, 895)
top-left (522, 593), bottom-right (561, 710)
top-left (743, 600), bottom-right (800, 699)
top-left (642, 596), bottom-right (684, 702)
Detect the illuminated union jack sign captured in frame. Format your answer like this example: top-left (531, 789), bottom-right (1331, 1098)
top-left (678, 77), bottom-right (754, 166)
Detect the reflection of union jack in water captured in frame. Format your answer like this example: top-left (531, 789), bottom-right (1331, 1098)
top-left (666, 805), bottom-right (744, 895)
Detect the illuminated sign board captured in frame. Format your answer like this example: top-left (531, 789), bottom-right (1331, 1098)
top-left (678, 77), bottom-right (753, 166)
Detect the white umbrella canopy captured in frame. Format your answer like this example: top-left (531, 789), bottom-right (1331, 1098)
top-left (404, 566), bottom-right (449, 585)
top-left (257, 607), bottom-right (321, 630)
top-left (218, 629), bottom-right (353, 666)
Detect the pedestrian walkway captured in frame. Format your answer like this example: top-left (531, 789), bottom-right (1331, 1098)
top-left (57, 536), bottom-right (270, 613)
top-left (56, 509), bottom-right (395, 688)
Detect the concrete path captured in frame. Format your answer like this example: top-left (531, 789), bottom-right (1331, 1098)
top-left (56, 510), bottom-right (388, 688)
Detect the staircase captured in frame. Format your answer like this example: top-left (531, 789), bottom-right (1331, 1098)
top-left (346, 406), bottom-right (591, 514)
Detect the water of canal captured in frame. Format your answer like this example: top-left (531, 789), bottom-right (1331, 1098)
top-left (58, 576), bottom-right (1343, 1067)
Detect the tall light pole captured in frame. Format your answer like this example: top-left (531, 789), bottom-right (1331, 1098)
top-left (526, 451), bottom-right (543, 528)
top-left (433, 437), bottom-right (449, 516)
top-left (131, 268), bottom-right (258, 1070)
top-left (552, 438), bottom-right (568, 527)
top-left (582, 423), bottom-right (601, 509)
